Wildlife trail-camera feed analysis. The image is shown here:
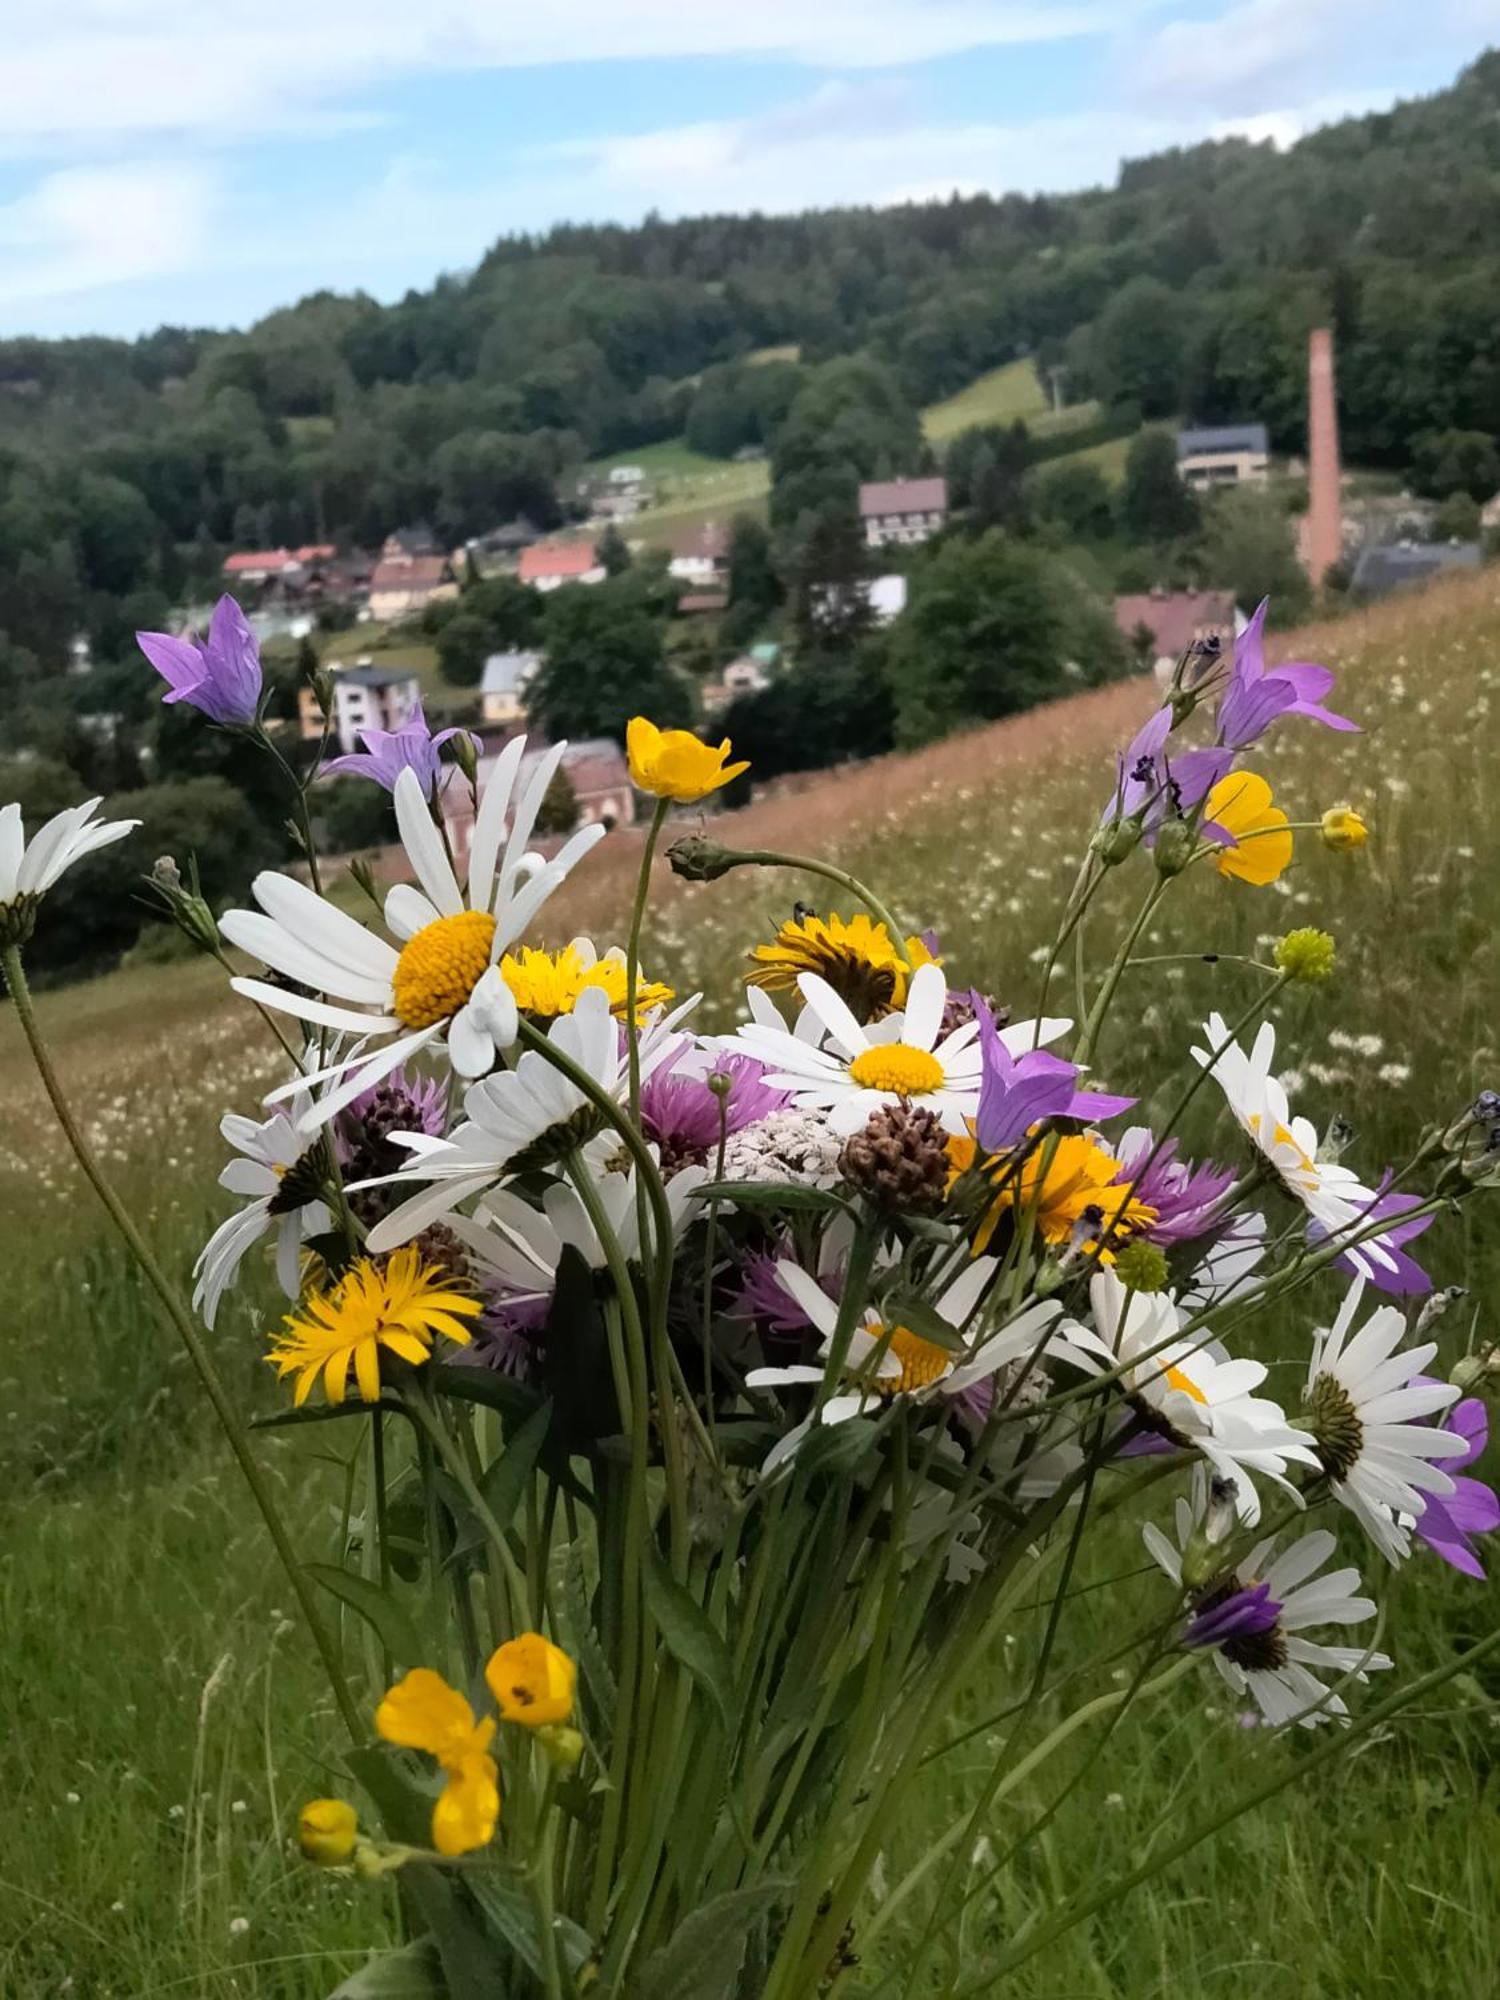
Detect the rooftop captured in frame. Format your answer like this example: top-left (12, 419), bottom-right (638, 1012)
top-left (1113, 589), bottom-right (1237, 657)
top-left (480, 650), bottom-right (542, 696)
top-left (519, 542), bottom-right (601, 582)
top-left (335, 665), bottom-right (423, 690)
top-left (1350, 542), bottom-right (1480, 597)
top-left (370, 555), bottom-right (448, 592)
top-left (1177, 424), bottom-right (1270, 459)
top-left (859, 476), bottom-right (948, 517)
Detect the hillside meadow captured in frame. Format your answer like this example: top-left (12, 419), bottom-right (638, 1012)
top-left (3, 572), bottom-right (1500, 1996)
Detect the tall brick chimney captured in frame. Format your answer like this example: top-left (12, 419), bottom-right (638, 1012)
top-left (1302, 327), bottom-right (1343, 583)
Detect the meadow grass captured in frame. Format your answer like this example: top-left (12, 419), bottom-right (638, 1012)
top-left (5, 571), bottom-right (1500, 1995)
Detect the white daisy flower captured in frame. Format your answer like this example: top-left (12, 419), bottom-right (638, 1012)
top-left (747, 1254), bottom-right (1062, 1475)
top-left (1062, 1271), bottom-right (1319, 1523)
top-left (193, 1100), bottom-right (333, 1326)
top-left (0, 797), bottom-right (139, 938)
top-left (220, 740), bottom-right (605, 1128)
top-left (1304, 1276), bottom-right (1468, 1562)
top-left (724, 960), bottom-right (1069, 1137)
top-left (1192, 1015), bottom-right (1398, 1274)
top-left (1146, 1478), bottom-right (1391, 1728)
top-left (361, 986), bottom-right (694, 1251)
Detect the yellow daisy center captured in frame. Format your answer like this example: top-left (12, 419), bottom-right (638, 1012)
top-left (847, 1042), bottom-right (944, 1096)
top-left (1163, 1363), bottom-right (1207, 1404)
top-left (875, 1324), bottom-right (953, 1395)
top-left (393, 910), bottom-right (497, 1028)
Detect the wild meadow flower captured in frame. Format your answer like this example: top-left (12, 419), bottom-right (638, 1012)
top-left (640, 1052), bottom-right (789, 1170)
top-left (266, 1247), bottom-right (478, 1405)
top-left (323, 695), bottom-right (477, 796)
top-left (947, 1129), bottom-right (1157, 1259)
top-left (745, 910), bottom-right (937, 1021)
top-left (626, 716), bottom-right (748, 802)
top-left (136, 595), bottom-right (264, 726)
top-left (298, 1799), bottom-right (359, 1866)
top-left (1320, 804), bottom-right (1369, 852)
top-left (486, 1634), bottom-right (576, 1727)
top-left (500, 940), bottom-right (674, 1023)
top-left (1109, 1129), bottom-right (1235, 1246)
top-left (0, 798), bottom-right (139, 944)
top-left (973, 999), bottom-right (1134, 1151)
top-left (375, 1668), bottom-right (498, 1856)
top-left (1104, 707), bottom-right (1231, 844)
top-left (220, 740), bottom-right (606, 1119)
top-left (194, 1102), bottom-right (333, 1326)
top-left (1202, 771), bottom-right (1293, 886)
top-left (1215, 599), bottom-right (1357, 750)
top-left (1411, 1398), bottom-right (1498, 1578)
top-left (1304, 1277), bottom-right (1469, 1563)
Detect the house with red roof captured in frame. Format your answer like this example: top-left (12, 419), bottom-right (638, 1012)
top-left (1112, 588), bottom-right (1242, 683)
top-left (519, 542), bottom-right (607, 592)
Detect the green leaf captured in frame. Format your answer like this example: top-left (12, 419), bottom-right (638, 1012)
top-left (550, 1537), bottom-right (617, 1718)
top-left (428, 1362), bottom-right (544, 1420)
top-left (306, 1563), bottom-right (424, 1671)
top-left (692, 1180), bottom-right (854, 1216)
top-left (878, 1294), bottom-right (966, 1352)
top-left (329, 1937), bottom-right (446, 1999)
top-left (449, 1400), bottom-right (553, 1565)
top-left (643, 1547), bottom-right (734, 1729)
top-left (469, 1876), bottom-right (595, 1983)
top-left (632, 1881), bottom-right (792, 2000)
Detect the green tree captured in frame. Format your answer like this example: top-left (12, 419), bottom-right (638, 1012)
top-left (1195, 488), bottom-right (1311, 623)
top-left (436, 611), bottom-right (496, 688)
top-left (1119, 428), bottom-right (1201, 542)
top-left (526, 583), bottom-right (691, 741)
top-left (1032, 460), bottom-right (1115, 539)
top-left (596, 523), bottom-right (632, 576)
top-left (723, 515), bottom-right (783, 649)
top-left (1411, 429), bottom-right (1500, 501)
top-left (533, 764), bottom-right (578, 835)
top-left (1432, 491), bottom-right (1482, 540)
top-left (770, 356), bottom-right (926, 533)
top-left (1085, 277), bottom-right (1191, 419)
top-left (946, 421), bottom-right (1032, 531)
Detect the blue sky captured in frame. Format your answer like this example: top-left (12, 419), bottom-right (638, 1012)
top-left (0, 1), bottom-right (1492, 339)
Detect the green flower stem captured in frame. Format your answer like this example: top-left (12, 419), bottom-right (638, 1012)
top-left (530, 1766), bottom-right (567, 2000)
top-left (707, 845), bottom-right (908, 945)
top-left (1, 942), bottom-right (363, 1744)
top-left (624, 797), bottom-right (669, 1132)
top-left (405, 1384), bottom-right (527, 1631)
top-left (1072, 876), bottom-right (1168, 1067)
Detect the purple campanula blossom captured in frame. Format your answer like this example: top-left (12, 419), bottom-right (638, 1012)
top-left (136, 594), bottom-right (264, 726)
top-left (975, 1000), bottom-right (1134, 1153)
top-left (1216, 599), bottom-right (1357, 751)
top-left (1107, 706), bottom-right (1236, 847)
top-left (1184, 1579), bottom-right (1282, 1650)
top-left (1414, 1397), bottom-right (1498, 1578)
top-left (323, 696), bottom-right (477, 795)
top-left (1309, 1176), bottom-right (1434, 1296)
top-left (1112, 1128), bottom-right (1236, 1247)
top-left (641, 1054), bottom-right (790, 1165)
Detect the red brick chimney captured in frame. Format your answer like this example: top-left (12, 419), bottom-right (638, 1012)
top-left (1302, 327), bottom-right (1343, 583)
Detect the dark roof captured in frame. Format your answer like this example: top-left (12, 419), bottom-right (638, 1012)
top-left (481, 650), bottom-right (541, 695)
top-left (386, 526), bottom-right (441, 556)
top-left (678, 591), bottom-right (729, 614)
top-left (1177, 424), bottom-right (1269, 458)
top-left (337, 666), bottom-right (422, 690)
top-left (859, 476), bottom-right (948, 517)
top-left (1350, 542), bottom-right (1480, 598)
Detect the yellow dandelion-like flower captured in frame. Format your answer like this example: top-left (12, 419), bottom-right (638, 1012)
top-left (267, 1248), bottom-right (479, 1406)
top-left (375, 1668), bottom-right (499, 1857)
top-left (948, 1130), bottom-right (1156, 1258)
top-left (746, 911), bottom-right (938, 1021)
top-left (1205, 772), bottom-right (1293, 887)
top-left (627, 716), bottom-right (748, 803)
top-left (485, 1633), bottom-right (577, 1728)
top-left (500, 942), bottom-right (674, 1023)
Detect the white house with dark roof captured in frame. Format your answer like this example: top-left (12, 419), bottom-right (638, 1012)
top-left (1176, 425), bottom-right (1270, 491)
top-left (300, 664), bottom-right (423, 753)
top-left (480, 650), bottom-right (541, 726)
top-left (859, 476), bottom-right (948, 548)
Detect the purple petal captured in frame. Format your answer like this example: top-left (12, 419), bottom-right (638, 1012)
top-left (1443, 1475), bottom-right (1500, 1538)
top-left (136, 628), bottom-right (206, 698)
top-left (1068, 1088), bottom-right (1136, 1125)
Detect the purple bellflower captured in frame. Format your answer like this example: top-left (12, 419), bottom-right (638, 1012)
top-left (975, 1000), bottom-right (1134, 1153)
top-left (1216, 599), bottom-right (1357, 751)
top-left (323, 696), bottom-right (478, 796)
top-left (1107, 706), bottom-right (1235, 847)
top-left (1414, 1396), bottom-right (1498, 1578)
top-left (136, 594), bottom-right (264, 726)
top-left (1310, 1175), bottom-right (1434, 1296)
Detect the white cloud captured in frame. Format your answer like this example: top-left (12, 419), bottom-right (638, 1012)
top-left (0, 164), bottom-right (213, 305)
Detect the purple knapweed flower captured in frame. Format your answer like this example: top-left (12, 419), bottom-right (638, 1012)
top-left (1184, 1579), bottom-right (1282, 1650)
top-left (975, 1000), bottom-right (1134, 1153)
top-left (1414, 1397), bottom-right (1498, 1578)
top-left (1112, 1128), bottom-right (1236, 1247)
top-left (136, 594), bottom-right (264, 726)
top-left (323, 696), bottom-right (478, 796)
top-left (641, 1054), bottom-right (790, 1166)
top-left (1216, 599), bottom-right (1357, 751)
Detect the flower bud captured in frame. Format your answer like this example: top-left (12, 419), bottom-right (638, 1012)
top-left (1151, 818), bottom-right (1196, 879)
top-left (145, 853), bottom-right (220, 953)
top-left (449, 729), bottom-right (480, 786)
top-left (1179, 1476), bottom-right (1240, 1591)
top-left (485, 1633), bottom-right (577, 1728)
top-left (1320, 804), bottom-right (1368, 853)
top-left (298, 1798), bottom-right (359, 1866)
top-left (1274, 928), bottom-right (1336, 984)
top-left (535, 1724), bottom-right (585, 1772)
top-left (666, 833), bottom-right (739, 882)
top-left (1091, 812), bottom-right (1145, 867)
top-left (1112, 1240), bottom-right (1169, 1294)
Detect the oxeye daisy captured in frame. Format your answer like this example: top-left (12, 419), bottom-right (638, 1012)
top-left (745, 910), bottom-right (937, 1022)
top-left (0, 797), bottom-right (139, 945)
top-left (375, 1668), bottom-right (499, 1856)
top-left (266, 1247), bottom-right (479, 1405)
top-left (220, 739), bottom-right (606, 1127)
top-left (1147, 1480), bottom-right (1390, 1728)
top-left (725, 962), bottom-right (1066, 1138)
top-left (194, 1102), bottom-right (333, 1327)
top-left (1063, 1271), bottom-right (1318, 1522)
top-left (1304, 1277), bottom-right (1469, 1562)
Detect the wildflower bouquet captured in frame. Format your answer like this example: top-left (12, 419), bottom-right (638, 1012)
top-left (5, 597), bottom-right (1500, 1997)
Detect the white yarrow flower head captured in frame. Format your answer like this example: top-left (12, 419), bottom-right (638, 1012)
top-left (724, 960), bottom-right (1069, 1137)
top-left (193, 1100), bottom-right (334, 1327)
top-left (0, 798), bottom-right (139, 946)
top-left (219, 740), bottom-right (606, 1129)
top-left (1146, 1482), bottom-right (1391, 1728)
top-left (1304, 1277), bottom-right (1469, 1563)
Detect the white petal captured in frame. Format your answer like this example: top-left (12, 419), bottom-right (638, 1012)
top-left (394, 766), bottom-right (462, 915)
top-left (384, 882), bottom-right (442, 941)
top-left (230, 976), bottom-right (397, 1035)
top-left (251, 872), bottom-right (397, 982)
top-left (468, 733), bottom-right (528, 916)
top-left (901, 962), bottom-right (946, 1051)
top-left (0, 802), bottom-right (22, 901)
top-left (221, 912), bottom-right (394, 1005)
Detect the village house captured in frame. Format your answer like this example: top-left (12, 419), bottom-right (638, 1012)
top-left (300, 664), bottom-right (423, 754)
top-left (1112, 588), bottom-right (1242, 683)
top-left (442, 735), bottom-right (635, 864)
top-left (464, 520), bottom-right (541, 575)
top-left (518, 542), bottom-right (607, 592)
top-left (221, 544), bottom-right (336, 585)
top-left (480, 650), bottom-right (541, 726)
top-left (1349, 541), bottom-right (1481, 601)
top-left (662, 523), bottom-right (729, 586)
top-left (703, 652), bottom-right (773, 715)
top-left (1176, 425), bottom-right (1270, 491)
top-left (859, 476), bottom-right (948, 548)
top-left (368, 556), bottom-right (454, 622)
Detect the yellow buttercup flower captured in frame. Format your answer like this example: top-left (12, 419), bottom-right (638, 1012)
top-left (375, 1668), bottom-right (499, 1857)
top-left (948, 1130), bottom-right (1156, 1258)
top-left (298, 1798), bottom-right (359, 1866)
top-left (746, 911), bottom-right (938, 1021)
top-left (1320, 804), bottom-right (1368, 852)
top-left (267, 1248), bottom-right (479, 1406)
top-left (486, 1633), bottom-right (577, 1728)
top-left (627, 717), bottom-right (748, 803)
top-left (500, 941), bottom-right (674, 1023)
top-left (1205, 772), bottom-right (1293, 886)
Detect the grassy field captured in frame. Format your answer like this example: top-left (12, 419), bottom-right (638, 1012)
top-left (5, 571), bottom-right (1500, 1994)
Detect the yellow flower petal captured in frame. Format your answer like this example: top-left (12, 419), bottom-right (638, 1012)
top-left (431, 1749), bottom-right (500, 1857)
top-left (376, 1667), bottom-right (480, 1759)
top-left (627, 715), bottom-right (748, 803)
top-left (485, 1633), bottom-right (578, 1728)
top-left (1206, 772), bottom-right (1294, 887)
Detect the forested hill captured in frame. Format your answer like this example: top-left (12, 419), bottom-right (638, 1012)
top-left (2, 49), bottom-right (1499, 642)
